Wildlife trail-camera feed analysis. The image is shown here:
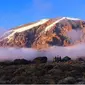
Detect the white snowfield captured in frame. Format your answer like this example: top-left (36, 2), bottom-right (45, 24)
top-left (0, 19), bottom-right (49, 40)
top-left (6, 19), bottom-right (49, 39)
top-left (0, 30), bottom-right (13, 40)
top-left (66, 17), bottom-right (80, 20)
top-left (0, 17), bottom-right (80, 40)
top-left (44, 17), bottom-right (80, 31)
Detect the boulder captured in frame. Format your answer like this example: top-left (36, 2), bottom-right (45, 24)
top-left (13, 59), bottom-right (31, 65)
top-left (62, 56), bottom-right (71, 62)
top-left (32, 56), bottom-right (47, 64)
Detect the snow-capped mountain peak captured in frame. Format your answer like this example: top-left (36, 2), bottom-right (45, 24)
top-left (44, 17), bottom-right (80, 31)
top-left (0, 17), bottom-right (81, 40)
top-left (1, 19), bottom-right (49, 40)
top-left (63, 17), bottom-right (80, 20)
top-left (0, 17), bottom-right (84, 49)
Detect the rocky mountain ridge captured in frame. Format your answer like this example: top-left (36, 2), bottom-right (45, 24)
top-left (0, 17), bottom-right (85, 49)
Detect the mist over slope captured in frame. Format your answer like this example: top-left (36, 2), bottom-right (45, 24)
top-left (0, 43), bottom-right (85, 61)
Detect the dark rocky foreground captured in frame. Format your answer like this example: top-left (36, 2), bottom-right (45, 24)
top-left (0, 57), bottom-right (85, 84)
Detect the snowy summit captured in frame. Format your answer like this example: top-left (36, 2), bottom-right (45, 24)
top-left (0, 17), bottom-right (81, 42)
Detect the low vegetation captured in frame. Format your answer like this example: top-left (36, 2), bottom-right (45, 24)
top-left (0, 56), bottom-right (84, 84)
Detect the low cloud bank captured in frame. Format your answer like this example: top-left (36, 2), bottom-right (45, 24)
top-left (0, 43), bottom-right (85, 61)
top-left (0, 48), bottom-right (38, 61)
top-left (44, 43), bottom-right (85, 61)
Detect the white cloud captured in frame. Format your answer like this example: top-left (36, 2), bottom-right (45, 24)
top-left (67, 29), bottom-right (83, 43)
top-left (0, 43), bottom-right (85, 61)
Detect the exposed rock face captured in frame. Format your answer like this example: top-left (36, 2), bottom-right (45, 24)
top-left (0, 17), bottom-right (85, 49)
top-left (13, 59), bottom-right (31, 65)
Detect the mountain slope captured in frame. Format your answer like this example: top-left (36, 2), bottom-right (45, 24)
top-left (0, 17), bottom-right (85, 49)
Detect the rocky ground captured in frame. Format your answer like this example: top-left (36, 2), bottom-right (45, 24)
top-left (0, 57), bottom-right (85, 84)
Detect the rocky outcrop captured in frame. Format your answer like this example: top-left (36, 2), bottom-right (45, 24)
top-left (32, 56), bottom-right (47, 64)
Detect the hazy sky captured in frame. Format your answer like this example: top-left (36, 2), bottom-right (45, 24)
top-left (0, 0), bottom-right (85, 29)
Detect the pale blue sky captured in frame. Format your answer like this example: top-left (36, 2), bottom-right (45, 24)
top-left (0, 0), bottom-right (85, 29)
